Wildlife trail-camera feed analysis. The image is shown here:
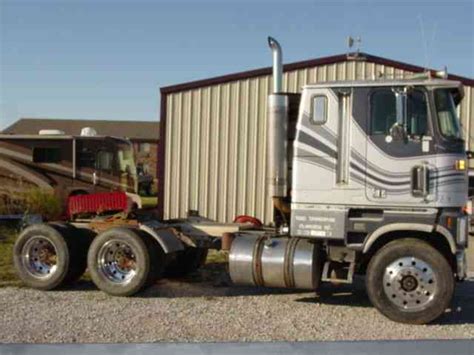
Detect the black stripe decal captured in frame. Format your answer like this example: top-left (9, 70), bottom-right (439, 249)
top-left (350, 162), bottom-right (410, 187)
top-left (298, 132), bottom-right (411, 187)
top-left (298, 129), bottom-right (466, 187)
top-left (298, 131), bottom-right (337, 159)
top-left (299, 157), bottom-right (411, 193)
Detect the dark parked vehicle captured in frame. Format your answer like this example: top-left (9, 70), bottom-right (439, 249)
top-left (137, 164), bottom-right (154, 196)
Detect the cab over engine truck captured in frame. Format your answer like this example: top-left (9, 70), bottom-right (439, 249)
top-left (12, 37), bottom-right (469, 324)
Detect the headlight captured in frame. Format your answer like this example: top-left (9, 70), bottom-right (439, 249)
top-left (463, 200), bottom-right (472, 215)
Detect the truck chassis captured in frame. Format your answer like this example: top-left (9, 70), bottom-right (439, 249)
top-left (12, 211), bottom-right (467, 324)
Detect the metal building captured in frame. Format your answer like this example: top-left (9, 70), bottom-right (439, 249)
top-left (159, 52), bottom-right (474, 224)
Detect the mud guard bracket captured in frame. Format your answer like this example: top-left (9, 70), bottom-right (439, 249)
top-left (139, 221), bottom-right (184, 254)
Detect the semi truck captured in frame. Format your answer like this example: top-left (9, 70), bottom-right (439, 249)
top-left (11, 38), bottom-right (469, 324)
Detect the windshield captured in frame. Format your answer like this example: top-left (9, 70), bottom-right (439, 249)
top-left (434, 89), bottom-right (462, 139)
top-left (117, 143), bottom-right (136, 175)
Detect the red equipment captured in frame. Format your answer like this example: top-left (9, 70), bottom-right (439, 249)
top-left (67, 192), bottom-right (129, 219)
top-left (233, 215), bottom-right (263, 227)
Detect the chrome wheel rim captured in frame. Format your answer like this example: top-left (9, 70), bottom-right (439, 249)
top-left (97, 239), bottom-right (138, 284)
top-left (383, 256), bottom-right (437, 312)
top-left (22, 236), bottom-right (58, 278)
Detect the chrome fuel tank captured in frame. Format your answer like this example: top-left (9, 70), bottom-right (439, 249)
top-left (229, 234), bottom-right (323, 290)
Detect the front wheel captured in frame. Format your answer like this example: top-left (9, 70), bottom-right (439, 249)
top-left (366, 238), bottom-right (454, 324)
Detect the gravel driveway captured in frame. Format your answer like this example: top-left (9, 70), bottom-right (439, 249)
top-left (0, 263), bottom-right (473, 344)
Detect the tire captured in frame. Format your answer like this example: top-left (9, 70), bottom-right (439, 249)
top-left (60, 225), bottom-right (95, 284)
top-left (142, 232), bottom-right (166, 287)
top-left (164, 248), bottom-right (208, 278)
top-left (366, 238), bottom-right (454, 324)
top-left (13, 223), bottom-right (79, 290)
top-left (87, 227), bottom-right (164, 296)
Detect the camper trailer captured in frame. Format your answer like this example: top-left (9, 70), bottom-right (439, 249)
top-left (0, 129), bottom-right (139, 208)
top-left (11, 38), bottom-right (470, 325)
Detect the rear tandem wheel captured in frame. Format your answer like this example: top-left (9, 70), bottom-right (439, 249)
top-left (13, 223), bottom-right (90, 290)
top-left (87, 227), bottom-right (165, 296)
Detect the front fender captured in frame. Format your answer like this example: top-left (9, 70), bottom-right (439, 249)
top-left (362, 223), bottom-right (456, 254)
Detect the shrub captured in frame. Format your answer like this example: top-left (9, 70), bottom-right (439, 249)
top-left (0, 191), bottom-right (23, 215)
top-left (0, 188), bottom-right (62, 221)
top-left (0, 226), bottom-right (20, 287)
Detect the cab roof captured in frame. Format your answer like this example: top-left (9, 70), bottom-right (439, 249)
top-left (303, 78), bottom-right (462, 90)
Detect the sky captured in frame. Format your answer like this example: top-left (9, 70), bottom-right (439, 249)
top-left (0, 0), bottom-right (473, 129)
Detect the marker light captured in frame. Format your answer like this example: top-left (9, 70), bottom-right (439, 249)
top-left (447, 217), bottom-right (453, 229)
top-left (463, 200), bottom-right (473, 215)
top-left (455, 159), bottom-right (466, 170)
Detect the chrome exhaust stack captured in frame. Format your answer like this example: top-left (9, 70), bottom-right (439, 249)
top-left (268, 36), bottom-right (283, 93)
top-left (267, 36), bottom-right (289, 200)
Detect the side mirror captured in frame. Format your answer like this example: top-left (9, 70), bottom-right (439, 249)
top-left (389, 88), bottom-right (408, 142)
top-left (395, 89), bottom-right (407, 127)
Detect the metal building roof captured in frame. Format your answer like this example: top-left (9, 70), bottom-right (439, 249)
top-left (160, 52), bottom-right (473, 94)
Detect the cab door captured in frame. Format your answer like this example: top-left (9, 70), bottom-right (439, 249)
top-left (292, 88), bottom-right (341, 203)
top-left (365, 87), bottom-right (436, 204)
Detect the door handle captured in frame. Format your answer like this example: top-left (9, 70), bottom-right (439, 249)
top-left (411, 164), bottom-right (430, 198)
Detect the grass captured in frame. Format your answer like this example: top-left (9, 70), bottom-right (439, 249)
top-left (0, 226), bottom-right (21, 287)
top-left (0, 188), bottom-right (62, 220)
top-left (206, 249), bottom-right (228, 264)
top-left (141, 196), bottom-right (158, 209)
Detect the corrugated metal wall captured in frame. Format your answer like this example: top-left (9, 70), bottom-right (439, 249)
top-left (163, 59), bottom-right (474, 223)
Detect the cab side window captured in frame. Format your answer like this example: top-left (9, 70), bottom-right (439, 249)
top-left (371, 90), bottom-right (396, 135)
top-left (407, 90), bottom-right (428, 136)
top-left (311, 95), bottom-right (328, 125)
top-left (370, 88), bottom-right (428, 136)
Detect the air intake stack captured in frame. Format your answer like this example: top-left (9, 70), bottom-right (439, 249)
top-left (267, 37), bottom-right (289, 202)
